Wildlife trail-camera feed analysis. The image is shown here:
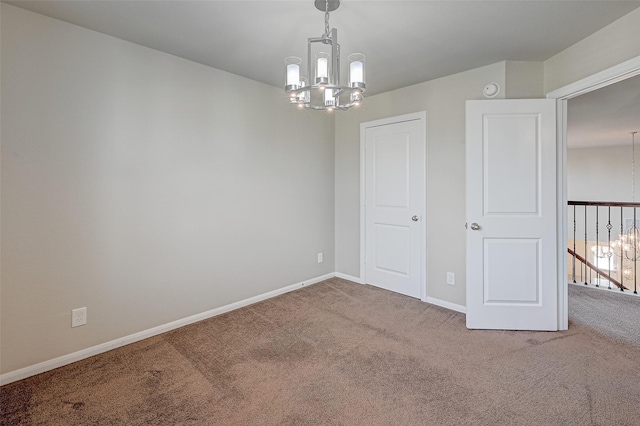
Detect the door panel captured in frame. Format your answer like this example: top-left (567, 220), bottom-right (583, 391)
top-left (374, 224), bottom-right (410, 276)
top-left (484, 238), bottom-right (540, 304)
top-left (364, 116), bottom-right (425, 299)
top-left (484, 114), bottom-right (540, 215)
top-left (374, 135), bottom-right (409, 208)
top-left (466, 99), bottom-right (557, 330)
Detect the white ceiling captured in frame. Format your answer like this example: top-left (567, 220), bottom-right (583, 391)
top-left (5, 0), bottom-right (640, 96)
top-left (5, 0), bottom-right (640, 147)
top-left (568, 74), bottom-right (640, 149)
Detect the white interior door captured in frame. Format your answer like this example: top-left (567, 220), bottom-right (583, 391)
top-left (466, 99), bottom-right (558, 330)
top-left (363, 114), bottom-right (425, 299)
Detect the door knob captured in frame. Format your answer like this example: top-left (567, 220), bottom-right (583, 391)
top-left (411, 215), bottom-right (419, 222)
top-left (470, 223), bottom-right (481, 231)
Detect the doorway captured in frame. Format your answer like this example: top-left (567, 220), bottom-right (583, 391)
top-left (548, 55), bottom-right (640, 330)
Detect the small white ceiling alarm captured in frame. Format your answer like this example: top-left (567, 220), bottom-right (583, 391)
top-left (483, 82), bottom-right (501, 98)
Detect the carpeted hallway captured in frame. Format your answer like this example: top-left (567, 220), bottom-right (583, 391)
top-left (1, 278), bottom-right (639, 425)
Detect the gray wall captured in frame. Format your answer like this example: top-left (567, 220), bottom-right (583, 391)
top-left (1, 4), bottom-right (335, 374)
top-left (505, 61), bottom-right (544, 98)
top-left (568, 145), bottom-right (637, 203)
top-left (334, 62), bottom-right (508, 307)
top-left (568, 145), bottom-right (636, 244)
top-left (3, 1), bottom-right (640, 377)
top-left (544, 7), bottom-right (640, 93)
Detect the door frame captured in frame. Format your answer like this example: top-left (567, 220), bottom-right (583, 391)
top-left (547, 55), bottom-right (640, 330)
top-left (359, 111), bottom-right (428, 301)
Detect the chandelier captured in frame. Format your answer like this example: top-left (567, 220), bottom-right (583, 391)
top-left (610, 228), bottom-right (640, 261)
top-left (284, 0), bottom-right (365, 111)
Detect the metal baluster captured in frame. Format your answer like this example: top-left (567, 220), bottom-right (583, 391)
top-left (584, 206), bottom-right (587, 284)
top-left (621, 207), bottom-right (624, 291)
top-left (595, 206), bottom-right (600, 287)
top-left (573, 204), bottom-right (576, 283)
top-left (607, 206), bottom-right (612, 290)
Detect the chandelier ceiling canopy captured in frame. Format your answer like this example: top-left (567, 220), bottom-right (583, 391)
top-left (284, 0), bottom-right (365, 111)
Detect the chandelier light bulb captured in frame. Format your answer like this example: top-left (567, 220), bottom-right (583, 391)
top-left (315, 53), bottom-right (330, 84)
top-left (284, 56), bottom-right (302, 90)
top-left (317, 58), bottom-right (328, 78)
top-left (297, 78), bottom-right (309, 104)
top-left (350, 62), bottom-right (363, 83)
top-left (348, 53), bottom-right (365, 87)
top-left (324, 88), bottom-right (335, 107)
top-left (287, 64), bottom-right (300, 86)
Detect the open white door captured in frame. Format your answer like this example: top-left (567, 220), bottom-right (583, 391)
top-left (466, 99), bottom-right (557, 330)
top-left (363, 113), bottom-right (426, 299)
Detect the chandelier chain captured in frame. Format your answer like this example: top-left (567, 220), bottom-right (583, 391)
top-left (324, 0), bottom-right (330, 35)
top-left (633, 131), bottom-right (638, 203)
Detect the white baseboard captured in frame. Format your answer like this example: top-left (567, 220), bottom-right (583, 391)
top-left (0, 272), bottom-right (334, 386)
top-left (336, 273), bottom-right (466, 314)
top-left (1, 272), bottom-right (469, 385)
top-left (426, 296), bottom-right (467, 314)
top-left (334, 272), bottom-right (364, 284)
top-left (569, 281), bottom-right (640, 298)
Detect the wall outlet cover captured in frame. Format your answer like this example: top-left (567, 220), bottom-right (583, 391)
top-left (72, 307), bottom-right (87, 327)
top-left (446, 272), bottom-right (455, 286)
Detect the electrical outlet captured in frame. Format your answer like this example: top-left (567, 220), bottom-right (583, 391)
top-left (317, 252), bottom-right (323, 263)
top-left (446, 272), bottom-right (455, 286)
top-left (71, 307), bottom-right (87, 327)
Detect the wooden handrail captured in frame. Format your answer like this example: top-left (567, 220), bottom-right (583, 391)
top-left (567, 247), bottom-right (628, 290)
top-left (568, 201), bottom-right (640, 207)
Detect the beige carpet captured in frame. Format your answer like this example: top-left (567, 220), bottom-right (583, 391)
top-left (2, 278), bottom-right (639, 425)
top-left (569, 283), bottom-right (640, 348)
